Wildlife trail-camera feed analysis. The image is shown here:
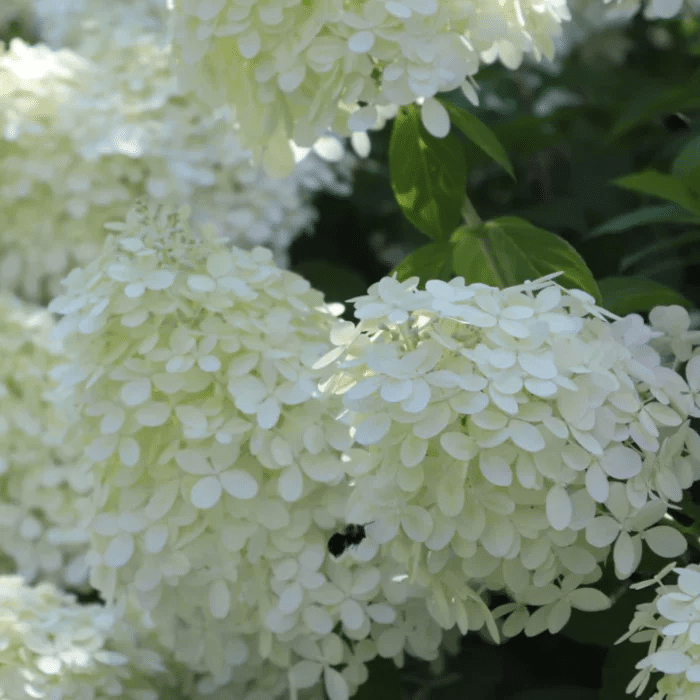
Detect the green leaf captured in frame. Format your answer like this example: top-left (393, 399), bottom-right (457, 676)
top-left (451, 216), bottom-right (601, 301)
top-left (439, 99), bottom-right (516, 180)
top-left (607, 81), bottom-right (700, 140)
top-left (391, 241), bottom-right (453, 284)
top-left (672, 134), bottom-right (700, 178)
top-left (599, 640), bottom-right (655, 700)
top-left (353, 659), bottom-right (402, 700)
top-left (672, 134), bottom-right (700, 194)
top-left (612, 170), bottom-right (700, 216)
top-left (389, 105), bottom-right (467, 241)
top-left (620, 230), bottom-right (700, 271)
top-left (292, 260), bottom-right (367, 304)
top-left (597, 276), bottom-right (692, 315)
top-left (586, 204), bottom-right (700, 238)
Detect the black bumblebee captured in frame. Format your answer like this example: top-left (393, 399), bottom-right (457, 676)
top-left (327, 523), bottom-right (367, 557)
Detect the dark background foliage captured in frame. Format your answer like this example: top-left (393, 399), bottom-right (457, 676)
top-left (294, 14), bottom-right (700, 318)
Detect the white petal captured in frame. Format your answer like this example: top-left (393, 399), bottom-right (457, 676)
top-left (354, 413), bottom-right (391, 445)
top-left (380, 378), bottom-right (414, 403)
top-left (209, 579), bottom-right (230, 619)
top-left (238, 30), bottom-right (261, 58)
top-left (600, 445), bottom-right (642, 479)
top-left (585, 516), bottom-right (620, 548)
top-left (191, 476), bottom-right (223, 509)
top-left (278, 465), bottom-right (303, 502)
top-left (440, 432), bottom-right (476, 460)
top-left (302, 605), bottom-right (334, 634)
top-left (86, 435), bottom-right (117, 461)
top-left (518, 351), bottom-right (558, 379)
top-left (436, 471), bottom-right (465, 517)
top-left (340, 599), bottom-right (365, 630)
top-left (508, 420), bottom-right (545, 452)
top-left (546, 485), bottom-right (572, 531)
top-left (377, 627), bottom-right (405, 657)
top-left (119, 438), bottom-right (140, 467)
top-left (289, 661), bottom-right (323, 690)
top-left (104, 534), bottom-right (134, 567)
top-left (400, 434), bottom-right (428, 467)
top-left (348, 30), bottom-right (375, 53)
top-left (613, 531), bottom-right (636, 577)
top-left (279, 582), bottom-right (303, 613)
top-left (351, 131), bottom-right (371, 158)
top-left (146, 270), bottom-right (176, 290)
top-left (481, 518), bottom-right (514, 558)
top-left (401, 505), bottom-right (433, 542)
top-left (121, 378), bottom-right (152, 406)
top-left (479, 453), bottom-right (512, 486)
top-left (645, 650), bottom-right (691, 674)
top-left (135, 402), bottom-right (171, 427)
top-left (324, 667), bottom-right (349, 700)
top-left (644, 526), bottom-right (687, 558)
top-left (568, 588), bottom-right (611, 612)
top-left (420, 97), bottom-right (450, 138)
top-left (585, 463), bottom-right (609, 503)
top-left (187, 274), bottom-right (216, 292)
top-left (677, 568), bottom-right (700, 597)
top-left (686, 355), bottom-right (700, 391)
top-left (220, 469), bottom-right (259, 499)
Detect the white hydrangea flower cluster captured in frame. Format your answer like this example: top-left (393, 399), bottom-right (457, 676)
top-left (556, 0), bottom-right (700, 64)
top-left (606, 0), bottom-right (700, 20)
top-left (0, 8), bottom-right (352, 302)
top-left (620, 563), bottom-right (700, 699)
top-left (33, 0), bottom-right (168, 54)
top-left (319, 274), bottom-right (700, 637)
top-left (0, 292), bottom-right (89, 587)
top-left (48, 203), bottom-right (446, 699)
top-left (169, 0), bottom-right (571, 174)
top-left (0, 575), bottom-right (180, 700)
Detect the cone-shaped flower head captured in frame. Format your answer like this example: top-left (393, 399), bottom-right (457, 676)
top-left (0, 575), bottom-right (180, 700)
top-left (169, 0), bottom-right (571, 175)
top-left (48, 202), bottom-right (445, 695)
top-left (0, 292), bottom-right (89, 587)
top-left (319, 274), bottom-right (700, 635)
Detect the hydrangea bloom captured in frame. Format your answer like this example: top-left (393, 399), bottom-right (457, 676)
top-left (0, 575), bottom-right (179, 700)
top-left (48, 203), bottom-right (446, 697)
top-left (620, 563), bottom-right (700, 699)
top-left (319, 274), bottom-right (700, 635)
top-left (556, 0), bottom-right (700, 64)
top-left (0, 292), bottom-right (89, 587)
top-left (169, 0), bottom-right (571, 174)
top-left (0, 19), bottom-right (352, 301)
top-left (33, 0), bottom-right (168, 53)
top-left (607, 0), bottom-right (700, 20)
